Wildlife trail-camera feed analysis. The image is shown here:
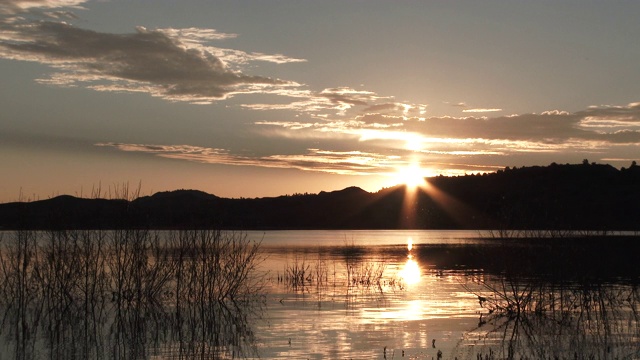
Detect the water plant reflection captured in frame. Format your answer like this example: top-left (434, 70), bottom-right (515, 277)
top-left (0, 229), bottom-right (265, 359)
top-left (455, 276), bottom-right (640, 359)
top-left (277, 242), bottom-right (411, 315)
top-left (452, 238), bottom-right (640, 360)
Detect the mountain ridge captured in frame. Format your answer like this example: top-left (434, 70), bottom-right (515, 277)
top-left (1, 162), bottom-right (639, 230)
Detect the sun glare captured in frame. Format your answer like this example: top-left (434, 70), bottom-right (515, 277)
top-left (400, 237), bottom-right (421, 285)
top-left (400, 258), bottom-right (421, 285)
top-left (395, 164), bottom-right (427, 188)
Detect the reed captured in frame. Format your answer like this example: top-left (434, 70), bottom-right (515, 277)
top-left (347, 261), bottom-right (386, 289)
top-left (0, 229), bottom-right (265, 359)
top-left (170, 229), bottom-right (264, 306)
top-left (282, 257), bottom-right (312, 289)
top-left (456, 278), bottom-right (640, 359)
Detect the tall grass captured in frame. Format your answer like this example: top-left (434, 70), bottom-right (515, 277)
top-left (0, 229), bottom-right (264, 359)
top-left (279, 244), bottom-right (394, 307)
top-left (481, 228), bottom-right (625, 239)
top-left (457, 276), bottom-right (640, 359)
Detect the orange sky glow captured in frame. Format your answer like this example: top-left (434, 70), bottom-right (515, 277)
top-left (1, 1), bottom-right (640, 202)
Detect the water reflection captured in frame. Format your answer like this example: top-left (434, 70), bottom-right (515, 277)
top-left (0, 230), bottom-right (264, 360)
top-left (399, 238), bottom-right (421, 286)
top-left (264, 235), bottom-right (640, 358)
top-left (448, 238), bottom-right (640, 360)
top-left (454, 278), bottom-right (640, 359)
top-left (400, 258), bottom-right (421, 285)
top-left (2, 230), bottom-right (639, 359)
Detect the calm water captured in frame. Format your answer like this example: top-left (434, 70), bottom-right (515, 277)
top-left (249, 230), bottom-right (640, 359)
top-left (249, 230), bottom-right (485, 359)
top-left (0, 230), bottom-right (638, 359)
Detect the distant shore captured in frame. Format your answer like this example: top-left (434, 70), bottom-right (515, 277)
top-left (2, 162), bottom-right (639, 231)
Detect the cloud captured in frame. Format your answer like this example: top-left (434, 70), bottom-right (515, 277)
top-left (363, 103), bottom-right (404, 113)
top-left (96, 142), bottom-right (406, 176)
top-left (96, 103), bottom-right (640, 178)
top-left (576, 102), bottom-right (640, 125)
top-left (155, 27), bottom-right (306, 68)
top-left (0, 0), bottom-right (87, 15)
top-left (0, 5), bottom-right (303, 103)
top-left (95, 140), bottom-right (514, 181)
top-left (1, 3), bottom-right (415, 118)
top-left (242, 86), bottom-right (429, 121)
top-left (253, 102), bottom-right (640, 161)
top-left (42, 10), bottom-right (78, 20)
top-left (5, 1), bottom-right (640, 179)
top-left (242, 87), bottom-right (390, 115)
top-left (462, 108), bottom-right (503, 113)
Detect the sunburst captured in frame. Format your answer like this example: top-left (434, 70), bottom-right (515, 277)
top-left (394, 164), bottom-right (427, 189)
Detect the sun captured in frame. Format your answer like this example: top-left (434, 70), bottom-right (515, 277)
top-left (394, 164), bottom-right (427, 188)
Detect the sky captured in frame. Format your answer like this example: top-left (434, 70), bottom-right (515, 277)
top-left (1, 0), bottom-right (640, 202)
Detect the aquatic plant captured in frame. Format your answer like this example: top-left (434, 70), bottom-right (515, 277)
top-left (346, 260), bottom-right (387, 289)
top-left (0, 229), bottom-right (265, 359)
top-left (457, 275), bottom-right (640, 359)
top-left (170, 229), bottom-right (265, 306)
top-left (282, 256), bottom-right (313, 289)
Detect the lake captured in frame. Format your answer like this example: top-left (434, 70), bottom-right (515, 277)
top-left (0, 229), bottom-right (638, 359)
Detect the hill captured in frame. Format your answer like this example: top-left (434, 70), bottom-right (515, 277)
top-left (1, 162), bottom-right (639, 230)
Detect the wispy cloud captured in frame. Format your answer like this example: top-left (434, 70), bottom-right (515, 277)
top-left (155, 27), bottom-right (306, 68)
top-left (243, 89), bottom-right (432, 130)
top-left (0, 0), bottom-right (87, 15)
top-left (254, 102), bottom-right (640, 162)
top-left (242, 87), bottom-right (398, 116)
top-left (95, 103), bottom-right (640, 178)
top-left (462, 108), bottom-right (503, 113)
top-left (95, 142), bottom-right (408, 176)
top-left (95, 141), bottom-right (512, 181)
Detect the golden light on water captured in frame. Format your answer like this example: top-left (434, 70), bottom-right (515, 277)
top-left (400, 257), bottom-right (421, 285)
top-left (400, 237), bottom-right (421, 285)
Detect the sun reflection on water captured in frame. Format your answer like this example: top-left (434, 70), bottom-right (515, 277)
top-left (401, 258), bottom-right (421, 285)
top-left (400, 237), bottom-right (421, 286)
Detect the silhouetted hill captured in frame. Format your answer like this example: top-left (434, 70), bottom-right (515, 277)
top-left (1, 162), bottom-right (639, 230)
top-left (0, 195), bottom-right (130, 229)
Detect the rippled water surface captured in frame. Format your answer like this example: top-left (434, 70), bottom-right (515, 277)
top-left (0, 230), bottom-right (638, 359)
top-left (247, 230), bottom-right (640, 359)
top-left (249, 230), bottom-right (483, 359)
